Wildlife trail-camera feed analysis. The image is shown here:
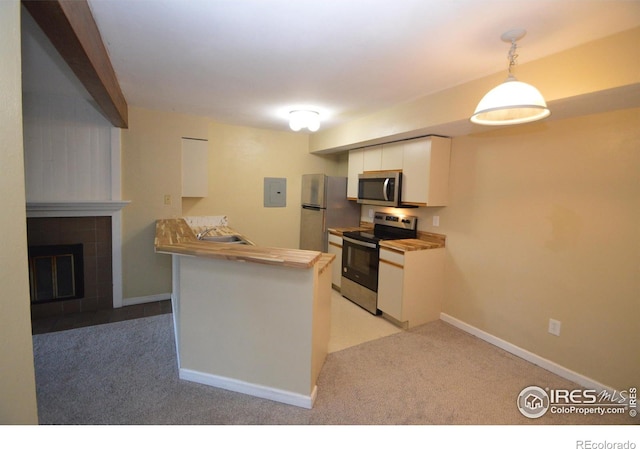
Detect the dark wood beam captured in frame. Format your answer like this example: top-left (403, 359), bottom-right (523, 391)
top-left (22, 0), bottom-right (128, 128)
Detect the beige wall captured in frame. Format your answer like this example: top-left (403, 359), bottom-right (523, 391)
top-left (182, 121), bottom-right (343, 248)
top-left (364, 109), bottom-right (639, 389)
top-left (0, 0), bottom-right (38, 424)
top-left (442, 109), bottom-right (639, 389)
top-left (121, 107), bottom-right (209, 299)
top-left (122, 108), bottom-right (344, 300)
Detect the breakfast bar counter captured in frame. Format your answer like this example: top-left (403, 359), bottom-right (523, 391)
top-left (155, 218), bottom-right (322, 268)
top-left (154, 218), bottom-right (334, 409)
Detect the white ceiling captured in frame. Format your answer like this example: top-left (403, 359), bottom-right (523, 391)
top-left (77, 1), bottom-right (640, 131)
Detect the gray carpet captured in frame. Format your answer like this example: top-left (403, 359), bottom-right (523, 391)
top-left (32, 313), bottom-right (635, 425)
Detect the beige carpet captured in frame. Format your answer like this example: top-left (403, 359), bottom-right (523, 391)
top-left (32, 306), bottom-right (637, 425)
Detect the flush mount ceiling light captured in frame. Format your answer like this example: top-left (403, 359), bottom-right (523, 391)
top-left (289, 110), bottom-right (320, 132)
top-left (470, 29), bottom-right (550, 126)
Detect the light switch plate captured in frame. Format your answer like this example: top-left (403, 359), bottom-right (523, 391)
top-left (548, 318), bottom-right (561, 336)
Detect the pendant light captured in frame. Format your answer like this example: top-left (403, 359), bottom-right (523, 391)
top-left (289, 110), bottom-right (321, 132)
top-left (470, 29), bottom-right (550, 126)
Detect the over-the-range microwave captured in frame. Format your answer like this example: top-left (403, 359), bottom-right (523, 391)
top-left (357, 171), bottom-right (402, 207)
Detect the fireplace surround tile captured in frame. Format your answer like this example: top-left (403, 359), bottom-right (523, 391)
top-left (28, 216), bottom-right (113, 319)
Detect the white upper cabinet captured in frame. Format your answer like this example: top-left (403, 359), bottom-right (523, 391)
top-left (401, 136), bottom-right (450, 206)
top-left (181, 138), bottom-right (209, 197)
top-left (361, 144), bottom-right (403, 172)
top-left (346, 136), bottom-right (451, 206)
top-left (347, 148), bottom-right (364, 199)
top-left (362, 145), bottom-right (382, 171)
top-left (380, 142), bottom-right (404, 170)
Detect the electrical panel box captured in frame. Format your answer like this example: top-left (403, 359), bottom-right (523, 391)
top-left (264, 177), bottom-right (286, 207)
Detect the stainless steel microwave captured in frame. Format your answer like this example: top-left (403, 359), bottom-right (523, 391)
top-left (357, 171), bottom-right (402, 207)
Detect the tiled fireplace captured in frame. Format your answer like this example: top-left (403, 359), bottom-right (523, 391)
top-left (27, 216), bottom-right (112, 319)
top-left (26, 201), bottom-right (128, 321)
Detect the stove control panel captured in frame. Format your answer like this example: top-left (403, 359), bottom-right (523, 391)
top-left (373, 212), bottom-right (417, 230)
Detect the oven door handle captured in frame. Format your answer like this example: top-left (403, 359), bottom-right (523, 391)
top-left (343, 236), bottom-right (378, 249)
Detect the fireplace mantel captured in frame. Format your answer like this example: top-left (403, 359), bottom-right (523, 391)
top-left (26, 201), bottom-right (130, 217)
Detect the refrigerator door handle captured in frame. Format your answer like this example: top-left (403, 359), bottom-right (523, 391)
top-left (302, 205), bottom-right (322, 211)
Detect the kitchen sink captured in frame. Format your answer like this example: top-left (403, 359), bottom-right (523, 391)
top-left (199, 235), bottom-right (247, 244)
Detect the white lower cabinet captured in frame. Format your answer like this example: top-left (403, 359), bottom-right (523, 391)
top-left (328, 233), bottom-right (343, 289)
top-left (378, 247), bottom-right (445, 328)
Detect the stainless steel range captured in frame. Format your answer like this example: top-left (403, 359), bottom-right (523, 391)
top-left (341, 212), bottom-right (417, 315)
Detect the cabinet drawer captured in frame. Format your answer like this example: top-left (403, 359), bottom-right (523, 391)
top-left (380, 248), bottom-right (404, 267)
top-left (328, 233), bottom-right (343, 247)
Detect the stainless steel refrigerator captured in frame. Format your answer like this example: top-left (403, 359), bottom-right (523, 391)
top-left (299, 174), bottom-right (361, 252)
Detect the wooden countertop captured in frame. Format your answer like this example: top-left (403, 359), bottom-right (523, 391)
top-left (328, 223), bottom-right (373, 236)
top-left (380, 237), bottom-right (443, 252)
top-left (155, 218), bottom-right (332, 269)
top-left (317, 253), bottom-right (335, 275)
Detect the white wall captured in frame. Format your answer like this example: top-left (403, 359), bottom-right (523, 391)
top-left (21, 8), bottom-right (113, 202)
top-left (22, 92), bottom-right (112, 201)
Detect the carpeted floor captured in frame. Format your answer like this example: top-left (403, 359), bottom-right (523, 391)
top-left (32, 313), bottom-right (636, 425)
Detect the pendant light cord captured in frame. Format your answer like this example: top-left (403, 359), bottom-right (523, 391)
top-left (507, 40), bottom-right (519, 76)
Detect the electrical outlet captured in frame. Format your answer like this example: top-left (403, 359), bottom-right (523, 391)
top-left (548, 319), bottom-right (561, 336)
top-left (164, 194), bottom-right (172, 206)
top-left (432, 215), bottom-right (440, 227)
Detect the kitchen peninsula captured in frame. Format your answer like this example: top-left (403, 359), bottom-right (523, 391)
top-left (154, 218), bottom-right (334, 409)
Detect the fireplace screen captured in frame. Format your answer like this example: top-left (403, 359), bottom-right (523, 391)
top-left (28, 244), bottom-right (84, 303)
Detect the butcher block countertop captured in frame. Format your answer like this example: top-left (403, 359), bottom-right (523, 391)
top-left (329, 226), bottom-right (446, 252)
top-left (155, 218), bottom-right (332, 269)
top-left (380, 237), bottom-right (444, 252)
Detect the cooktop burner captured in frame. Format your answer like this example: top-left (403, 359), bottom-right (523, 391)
top-left (343, 212), bottom-right (417, 244)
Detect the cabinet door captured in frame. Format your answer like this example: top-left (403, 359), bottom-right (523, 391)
top-left (401, 138), bottom-right (430, 205)
top-left (402, 136), bottom-right (451, 206)
top-left (381, 142), bottom-right (403, 170)
top-left (377, 249), bottom-right (404, 320)
top-left (181, 138), bottom-right (209, 197)
top-left (363, 145), bottom-right (382, 171)
top-left (327, 234), bottom-right (343, 289)
top-left (347, 149), bottom-right (364, 199)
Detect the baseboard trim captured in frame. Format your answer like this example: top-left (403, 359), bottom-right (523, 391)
top-left (179, 368), bottom-right (317, 409)
top-left (121, 293), bottom-right (171, 307)
top-left (439, 313), bottom-right (615, 393)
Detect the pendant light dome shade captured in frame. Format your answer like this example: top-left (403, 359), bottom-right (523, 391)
top-left (471, 29), bottom-right (550, 126)
top-left (470, 75), bottom-right (550, 126)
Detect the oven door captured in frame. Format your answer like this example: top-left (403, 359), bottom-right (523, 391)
top-left (341, 235), bottom-right (379, 292)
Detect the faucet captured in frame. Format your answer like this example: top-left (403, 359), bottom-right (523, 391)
top-left (196, 226), bottom-right (217, 240)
